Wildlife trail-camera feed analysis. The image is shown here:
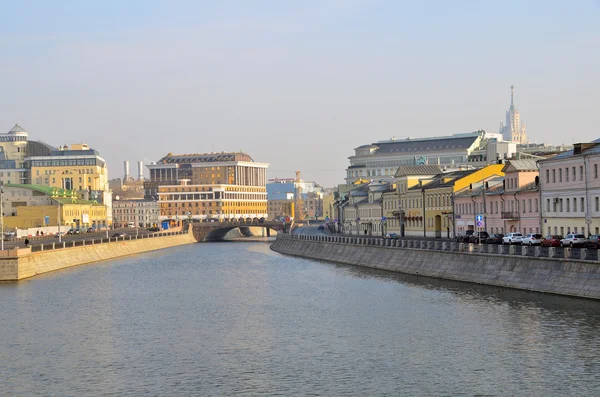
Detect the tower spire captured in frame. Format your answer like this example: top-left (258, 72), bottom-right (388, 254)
top-left (510, 85), bottom-right (514, 107)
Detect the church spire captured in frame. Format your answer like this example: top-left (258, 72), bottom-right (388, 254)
top-left (510, 85), bottom-right (514, 108)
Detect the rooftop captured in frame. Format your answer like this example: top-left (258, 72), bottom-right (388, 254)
top-left (7, 123), bottom-right (27, 135)
top-left (4, 184), bottom-right (102, 205)
top-left (157, 152), bottom-right (254, 164)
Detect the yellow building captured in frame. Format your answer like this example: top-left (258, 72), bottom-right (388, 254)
top-left (26, 143), bottom-right (109, 192)
top-left (401, 164), bottom-right (504, 238)
top-left (2, 184), bottom-right (108, 231)
top-left (322, 192), bottom-right (335, 221)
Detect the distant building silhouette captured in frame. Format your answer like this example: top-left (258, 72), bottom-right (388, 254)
top-left (500, 85), bottom-right (527, 144)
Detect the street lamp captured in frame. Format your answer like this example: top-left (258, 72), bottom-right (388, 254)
top-left (422, 188), bottom-right (426, 238)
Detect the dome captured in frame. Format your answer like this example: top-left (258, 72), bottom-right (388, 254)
top-left (8, 123), bottom-right (28, 136)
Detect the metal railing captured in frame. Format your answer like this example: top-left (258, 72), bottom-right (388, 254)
top-left (277, 233), bottom-right (600, 262)
top-left (26, 230), bottom-right (187, 253)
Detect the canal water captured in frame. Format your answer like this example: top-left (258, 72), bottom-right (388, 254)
top-left (1, 242), bottom-right (600, 396)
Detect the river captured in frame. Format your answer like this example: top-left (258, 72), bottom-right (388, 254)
top-left (1, 242), bottom-right (599, 396)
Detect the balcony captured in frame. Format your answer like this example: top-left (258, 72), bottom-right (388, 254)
top-left (501, 211), bottom-right (520, 220)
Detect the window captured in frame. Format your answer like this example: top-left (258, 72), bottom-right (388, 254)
top-left (580, 166), bottom-right (584, 180)
top-left (573, 167), bottom-right (576, 180)
top-left (528, 199), bottom-right (532, 212)
top-left (546, 170), bottom-right (550, 183)
top-left (559, 169), bottom-right (562, 182)
top-left (596, 164), bottom-right (599, 179)
top-left (596, 197), bottom-right (599, 212)
top-left (547, 199), bottom-right (551, 212)
top-left (566, 198), bottom-right (570, 212)
top-left (566, 168), bottom-right (569, 182)
top-left (522, 199), bottom-right (526, 213)
top-left (535, 198), bottom-right (538, 212)
top-left (552, 169), bottom-right (556, 183)
top-left (581, 197), bottom-right (585, 212)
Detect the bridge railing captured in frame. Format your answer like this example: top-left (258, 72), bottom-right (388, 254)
top-left (277, 233), bottom-right (600, 262)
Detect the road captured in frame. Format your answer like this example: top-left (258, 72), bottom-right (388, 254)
top-left (2, 228), bottom-right (157, 249)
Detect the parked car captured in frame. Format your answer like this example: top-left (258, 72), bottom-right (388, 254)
top-left (521, 233), bottom-right (543, 246)
top-left (386, 232), bottom-right (399, 239)
top-left (586, 235), bottom-right (600, 249)
top-left (541, 235), bottom-right (563, 247)
top-left (502, 233), bottom-right (523, 245)
top-left (317, 225), bottom-right (325, 231)
top-left (468, 231), bottom-right (489, 244)
top-left (456, 230), bottom-right (474, 242)
top-left (485, 234), bottom-right (504, 244)
top-left (86, 227), bottom-right (95, 233)
top-left (147, 227), bottom-right (160, 232)
top-left (112, 232), bottom-right (127, 238)
top-left (560, 234), bottom-right (587, 248)
top-left (66, 229), bottom-right (80, 235)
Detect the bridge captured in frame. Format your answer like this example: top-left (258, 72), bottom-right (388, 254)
top-left (191, 220), bottom-right (290, 242)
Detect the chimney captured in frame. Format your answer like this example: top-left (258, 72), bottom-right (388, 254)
top-left (137, 161), bottom-right (144, 181)
top-left (124, 160), bottom-right (130, 181)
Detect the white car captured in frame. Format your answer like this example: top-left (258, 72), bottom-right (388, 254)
top-left (502, 232), bottom-right (523, 245)
top-left (521, 233), bottom-right (543, 246)
top-left (560, 234), bottom-right (587, 248)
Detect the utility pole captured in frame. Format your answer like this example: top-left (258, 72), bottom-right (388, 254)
top-left (57, 200), bottom-right (62, 243)
top-left (1, 187), bottom-right (4, 251)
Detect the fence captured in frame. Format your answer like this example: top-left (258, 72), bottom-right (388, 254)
top-left (278, 234), bottom-right (600, 262)
top-left (28, 230), bottom-right (187, 253)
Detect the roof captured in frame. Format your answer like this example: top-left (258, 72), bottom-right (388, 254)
top-left (406, 170), bottom-right (475, 192)
top-left (7, 123), bottom-right (27, 135)
top-left (502, 159), bottom-right (538, 172)
top-left (4, 184), bottom-right (102, 205)
top-left (394, 165), bottom-right (442, 177)
top-left (158, 152), bottom-right (254, 164)
top-left (374, 135), bottom-right (480, 155)
top-left (546, 140), bottom-right (600, 160)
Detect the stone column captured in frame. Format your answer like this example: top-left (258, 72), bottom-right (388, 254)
top-left (509, 245), bottom-right (516, 255)
top-left (521, 246), bottom-right (528, 256)
top-left (548, 247), bottom-right (556, 258)
top-left (581, 248), bottom-right (588, 260)
top-left (563, 247), bottom-right (571, 258)
top-left (534, 246), bottom-right (541, 257)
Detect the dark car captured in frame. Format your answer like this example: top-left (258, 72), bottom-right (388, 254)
top-left (469, 231), bottom-right (489, 244)
top-left (456, 230), bottom-right (474, 242)
top-left (147, 227), bottom-right (160, 232)
top-left (485, 233), bottom-right (504, 244)
top-left (541, 235), bottom-right (563, 247)
top-left (86, 227), bottom-right (95, 233)
top-left (66, 229), bottom-right (80, 235)
top-left (586, 235), bottom-right (600, 249)
top-left (112, 232), bottom-right (126, 238)
top-left (317, 225), bottom-right (325, 230)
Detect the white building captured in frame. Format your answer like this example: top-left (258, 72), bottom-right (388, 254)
top-left (539, 141), bottom-right (600, 237)
top-left (346, 131), bottom-right (485, 185)
top-left (112, 199), bottom-right (160, 228)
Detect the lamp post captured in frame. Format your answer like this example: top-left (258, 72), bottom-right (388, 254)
top-left (422, 188), bottom-right (426, 238)
top-left (57, 201), bottom-right (62, 244)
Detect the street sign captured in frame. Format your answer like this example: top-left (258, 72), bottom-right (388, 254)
top-left (476, 220), bottom-right (483, 228)
top-left (476, 214), bottom-right (483, 222)
top-left (44, 216), bottom-right (50, 225)
top-left (382, 216), bottom-right (387, 221)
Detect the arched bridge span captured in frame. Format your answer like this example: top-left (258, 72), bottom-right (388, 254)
top-left (192, 220), bottom-right (290, 242)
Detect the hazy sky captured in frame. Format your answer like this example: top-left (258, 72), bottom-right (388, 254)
top-left (1, 0), bottom-right (598, 187)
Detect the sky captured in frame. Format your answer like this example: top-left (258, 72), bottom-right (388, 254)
top-left (1, 0), bottom-right (598, 187)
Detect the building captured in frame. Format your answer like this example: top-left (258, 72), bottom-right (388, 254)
top-left (500, 85), bottom-right (527, 144)
top-left (1, 184), bottom-right (108, 232)
top-left (146, 152), bottom-right (268, 221)
top-left (112, 199), bottom-right (160, 228)
top-left (454, 159), bottom-right (541, 236)
top-left (266, 178), bottom-right (325, 220)
top-left (539, 141), bottom-right (600, 237)
top-left (342, 182), bottom-right (392, 236)
top-left (322, 190), bottom-right (335, 221)
top-left (401, 164), bottom-right (505, 238)
top-left (346, 131), bottom-right (485, 185)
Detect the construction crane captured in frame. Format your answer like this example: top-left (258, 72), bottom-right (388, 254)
top-left (294, 171), bottom-right (303, 222)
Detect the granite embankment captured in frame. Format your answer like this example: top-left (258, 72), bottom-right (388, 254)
top-left (0, 230), bottom-right (196, 281)
top-left (271, 235), bottom-right (600, 300)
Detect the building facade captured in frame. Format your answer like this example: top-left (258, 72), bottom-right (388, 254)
top-left (112, 199), bottom-right (160, 228)
top-left (539, 142), bottom-right (600, 237)
top-left (146, 152), bottom-right (268, 221)
top-left (2, 184), bottom-right (108, 231)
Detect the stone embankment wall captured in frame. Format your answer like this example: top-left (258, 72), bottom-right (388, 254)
top-left (0, 230), bottom-right (196, 281)
top-left (271, 235), bottom-right (600, 300)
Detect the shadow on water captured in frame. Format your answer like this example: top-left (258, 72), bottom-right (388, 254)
top-left (304, 256), bottom-right (600, 321)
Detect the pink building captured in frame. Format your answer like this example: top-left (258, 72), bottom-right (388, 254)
top-left (454, 160), bottom-right (541, 235)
